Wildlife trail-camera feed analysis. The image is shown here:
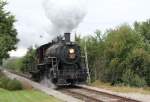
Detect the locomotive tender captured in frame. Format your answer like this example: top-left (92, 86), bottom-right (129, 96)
top-left (30, 33), bottom-right (88, 85)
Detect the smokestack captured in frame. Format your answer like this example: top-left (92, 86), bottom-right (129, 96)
top-left (64, 33), bottom-right (70, 42)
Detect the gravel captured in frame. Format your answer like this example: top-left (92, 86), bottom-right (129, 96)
top-left (79, 85), bottom-right (150, 102)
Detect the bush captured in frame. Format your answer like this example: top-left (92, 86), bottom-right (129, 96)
top-left (6, 79), bottom-right (23, 90)
top-left (122, 69), bottom-right (147, 87)
top-left (0, 75), bottom-right (23, 90)
top-left (132, 74), bottom-right (147, 87)
top-left (0, 76), bottom-right (10, 89)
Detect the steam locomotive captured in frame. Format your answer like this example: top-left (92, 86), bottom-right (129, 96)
top-left (30, 33), bottom-right (88, 85)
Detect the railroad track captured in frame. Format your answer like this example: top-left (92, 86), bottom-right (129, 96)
top-left (57, 85), bottom-right (141, 102)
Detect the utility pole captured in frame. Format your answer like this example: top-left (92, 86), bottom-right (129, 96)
top-left (84, 39), bottom-right (91, 84)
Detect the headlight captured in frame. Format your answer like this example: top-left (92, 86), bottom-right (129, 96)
top-left (69, 48), bottom-right (75, 54)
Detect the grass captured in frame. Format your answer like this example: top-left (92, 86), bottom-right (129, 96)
top-left (0, 88), bottom-right (62, 102)
top-left (90, 80), bottom-right (150, 95)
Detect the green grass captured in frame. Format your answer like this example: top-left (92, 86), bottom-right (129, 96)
top-left (0, 88), bottom-right (62, 102)
top-left (90, 80), bottom-right (150, 94)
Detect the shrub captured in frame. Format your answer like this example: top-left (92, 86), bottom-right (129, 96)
top-left (0, 75), bottom-right (23, 90)
top-left (132, 74), bottom-right (147, 87)
top-left (122, 69), bottom-right (147, 87)
top-left (0, 76), bottom-right (10, 89)
top-left (6, 79), bottom-right (23, 90)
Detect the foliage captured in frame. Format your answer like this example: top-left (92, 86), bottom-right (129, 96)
top-left (3, 57), bottom-right (23, 72)
top-left (0, 76), bottom-right (10, 89)
top-left (76, 30), bottom-right (105, 82)
top-left (6, 79), bottom-right (22, 90)
top-left (0, 1), bottom-right (19, 65)
top-left (21, 47), bottom-right (36, 72)
top-left (134, 20), bottom-right (150, 43)
top-left (0, 75), bottom-right (22, 90)
top-left (3, 47), bottom-right (36, 72)
top-left (122, 69), bottom-right (146, 87)
top-left (102, 25), bottom-right (146, 85)
top-left (76, 20), bottom-right (150, 87)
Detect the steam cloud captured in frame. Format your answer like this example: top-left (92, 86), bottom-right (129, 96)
top-left (40, 76), bottom-right (56, 89)
top-left (43, 0), bottom-right (87, 36)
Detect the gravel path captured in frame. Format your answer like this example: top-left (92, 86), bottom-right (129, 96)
top-left (116, 93), bottom-right (150, 102)
top-left (79, 85), bottom-right (150, 102)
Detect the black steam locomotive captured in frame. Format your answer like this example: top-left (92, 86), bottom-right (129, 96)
top-left (30, 33), bottom-right (88, 85)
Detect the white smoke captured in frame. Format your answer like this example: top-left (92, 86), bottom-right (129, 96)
top-left (40, 76), bottom-right (56, 89)
top-left (43, 0), bottom-right (87, 35)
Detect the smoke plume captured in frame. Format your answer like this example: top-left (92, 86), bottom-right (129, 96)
top-left (43, 0), bottom-right (87, 35)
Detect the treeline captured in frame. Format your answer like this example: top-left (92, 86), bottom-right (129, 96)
top-left (3, 47), bottom-right (36, 72)
top-left (76, 20), bottom-right (150, 87)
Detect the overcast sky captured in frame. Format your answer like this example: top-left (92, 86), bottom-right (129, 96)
top-left (7, 0), bottom-right (150, 57)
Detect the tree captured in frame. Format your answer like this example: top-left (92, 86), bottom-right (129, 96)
top-left (75, 31), bottom-right (105, 82)
top-left (21, 47), bottom-right (36, 72)
top-left (3, 47), bottom-right (36, 72)
top-left (3, 57), bottom-right (23, 71)
top-left (134, 20), bottom-right (150, 43)
top-left (102, 24), bottom-right (148, 86)
top-left (77, 24), bottom-right (150, 87)
top-left (0, 1), bottom-right (18, 65)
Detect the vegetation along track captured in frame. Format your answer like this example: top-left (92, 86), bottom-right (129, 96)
top-left (57, 86), bottom-right (141, 102)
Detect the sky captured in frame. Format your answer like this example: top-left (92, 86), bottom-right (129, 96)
top-left (6, 0), bottom-right (150, 57)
